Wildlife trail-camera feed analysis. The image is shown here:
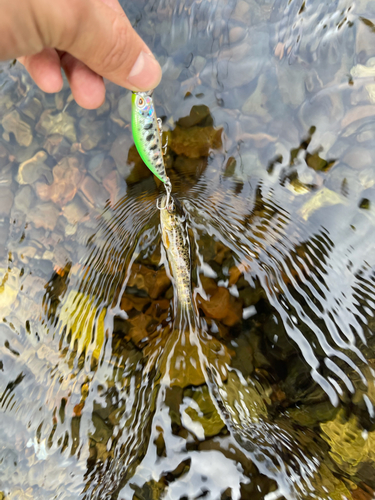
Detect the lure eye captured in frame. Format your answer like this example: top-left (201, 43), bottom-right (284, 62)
top-left (137, 97), bottom-right (145, 107)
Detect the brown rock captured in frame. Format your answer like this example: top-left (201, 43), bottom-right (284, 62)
top-left (145, 299), bottom-right (170, 321)
top-left (200, 275), bottom-right (218, 296)
top-left (80, 175), bottom-right (109, 207)
top-left (44, 134), bottom-right (71, 161)
top-left (177, 105), bottom-right (213, 128)
top-left (62, 196), bottom-right (89, 224)
top-left (214, 241), bottom-right (232, 265)
top-left (78, 117), bottom-right (106, 150)
top-left (126, 313), bottom-right (156, 346)
top-left (120, 295), bottom-right (151, 312)
top-left (109, 133), bottom-right (133, 174)
top-left (170, 125), bottom-right (223, 158)
top-left (128, 264), bottom-right (171, 299)
top-left (198, 286), bottom-right (242, 326)
top-left (35, 156), bottom-right (84, 206)
top-left (173, 156), bottom-right (208, 179)
top-left (229, 26), bottom-right (246, 44)
top-left (2, 109), bottom-right (33, 147)
top-left (27, 202), bottom-right (60, 230)
top-left (19, 96), bottom-right (43, 122)
top-left (36, 110), bottom-right (77, 143)
top-left (126, 145), bottom-right (153, 184)
top-left (17, 151), bottom-right (52, 185)
top-left (102, 170), bottom-right (126, 205)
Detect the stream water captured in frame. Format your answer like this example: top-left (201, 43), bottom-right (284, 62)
top-left (1, 0), bottom-right (375, 498)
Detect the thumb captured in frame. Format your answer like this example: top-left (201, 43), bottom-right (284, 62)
top-left (39, 0), bottom-right (162, 91)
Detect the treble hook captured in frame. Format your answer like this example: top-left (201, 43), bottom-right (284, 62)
top-left (156, 177), bottom-right (173, 210)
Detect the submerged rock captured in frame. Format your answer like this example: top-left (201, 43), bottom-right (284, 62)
top-left (36, 110), bottom-right (76, 143)
top-left (26, 202), bottom-right (60, 231)
top-left (17, 150), bottom-right (52, 185)
top-left (35, 156), bottom-right (84, 207)
top-left (0, 187), bottom-right (14, 216)
top-left (2, 109), bottom-right (33, 147)
top-left (169, 125), bottom-right (223, 158)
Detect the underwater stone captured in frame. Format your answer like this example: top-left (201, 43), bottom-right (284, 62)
top-left (43, 134), bottom-right (71, 162)
top-left (0, 187), bottom-right (14, 216)
top-left (35, 157), bottom-right (84, 207)
top-left (17, 151), bottom-right (52, 185)
top-left (36, 110), bottom-right (77, 143)
top-left (19, 96), bottom-right (43, 122)
top-left (78, 117), bottom-right (107, 150)
top-left (26, 202), bottom-right (60, 231)
top-left (2, 109), bottom-right (33, 147)
top-left (170, 125), bottom-right (223, 158)
top-left (80, 175), bottom-right (109, 208)
top-left (13, 185), bottom-right (35, 213)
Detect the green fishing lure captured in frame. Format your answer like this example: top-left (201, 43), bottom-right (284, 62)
top-left (131, 91), bottom-right (169, 184)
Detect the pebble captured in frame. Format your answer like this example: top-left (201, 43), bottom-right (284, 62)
top-left (232, 0), bottom-right (251, 23)
top-left (102, 170), bottom-right (126, 205)
top-left (62, 196), bottom-right (89, 225)
top-left (242, 74), bottom-right (269, 118)
top-left (170, 125), bottom-right (223, 158)
top-left (17, 150), bottom-right (52, 185)
top-left (229, 26), bottom-right (246, 45)
top-left (87, 153), bottom-right (115, 183)
top-left (78, 117), bottom-right (107, 150)
top-left (43, 134), bottom-right (71, 162)
top-left (0, 187), bottom-right (14, 216)
top-left (13, 185), bottom-right (35, 213)
top-left (26, 202), bottom-right (60, 231)
top-left (19, 96), bottom-right (43, 122)
top-left (177, 105), bottom-right (213, 128)
top-left (2, 109), bottom-right (33, 147)
top-left (36, 110), bottom-right (77, 143)
top-left (128, 263), bottom-right (171, 299)
top-left (80, 175), bottom-right (109, 208)
top-left (35, 156), bottom-right (84, 206)
top-left (0, 162), bottom-right (13, 188)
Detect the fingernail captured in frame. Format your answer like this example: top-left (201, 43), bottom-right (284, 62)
top-left (127, 51), bottom-right (162, 91)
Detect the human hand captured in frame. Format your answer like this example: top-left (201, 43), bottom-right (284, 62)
top-left (0, 0), bottom-right (162, 109)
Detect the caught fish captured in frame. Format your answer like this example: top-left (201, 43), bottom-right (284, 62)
top-left (131, 91), bottom-right (170, 185)
top-left (160, 194), bottom-right (192, 311)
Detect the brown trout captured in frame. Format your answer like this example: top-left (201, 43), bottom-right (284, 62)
top-left (160, 194), bottom-right (193, 312)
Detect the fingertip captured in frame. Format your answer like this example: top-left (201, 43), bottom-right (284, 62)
top-left (125, 51), bottom-right (162, 91)
top-left (60, 53), bottom-right (106, 109)
top-left (21, 49), bottom-right (63, 93)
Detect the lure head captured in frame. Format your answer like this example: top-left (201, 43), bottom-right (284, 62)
top-left (131, 91), bottom-right (154, 119)
top-left (131, 91), bottom-right (169, 184)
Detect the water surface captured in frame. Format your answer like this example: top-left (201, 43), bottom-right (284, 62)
top-left (1, 0), bottom-right (375, 498)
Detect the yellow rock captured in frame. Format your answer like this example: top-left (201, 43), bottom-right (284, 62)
top-left (300, 187), bottom-right (345, 220)
top-left (58, 290), bottom-right (106, 360)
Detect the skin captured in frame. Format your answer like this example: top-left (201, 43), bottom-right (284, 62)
top-left (0, 0), bottom-right (162, 109)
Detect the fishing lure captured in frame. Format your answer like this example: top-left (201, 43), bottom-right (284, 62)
top-left (131, 91), bottom-right (170, 186)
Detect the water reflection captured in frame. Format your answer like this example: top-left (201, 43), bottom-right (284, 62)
top-left (1, 0), bottom-right (375, 498)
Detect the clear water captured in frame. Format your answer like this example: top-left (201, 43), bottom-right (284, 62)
top-left (1, 0), bottom-right (375, 498)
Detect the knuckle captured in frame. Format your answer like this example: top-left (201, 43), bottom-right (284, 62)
top-left (99, 17), bottom-right (136, 75)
